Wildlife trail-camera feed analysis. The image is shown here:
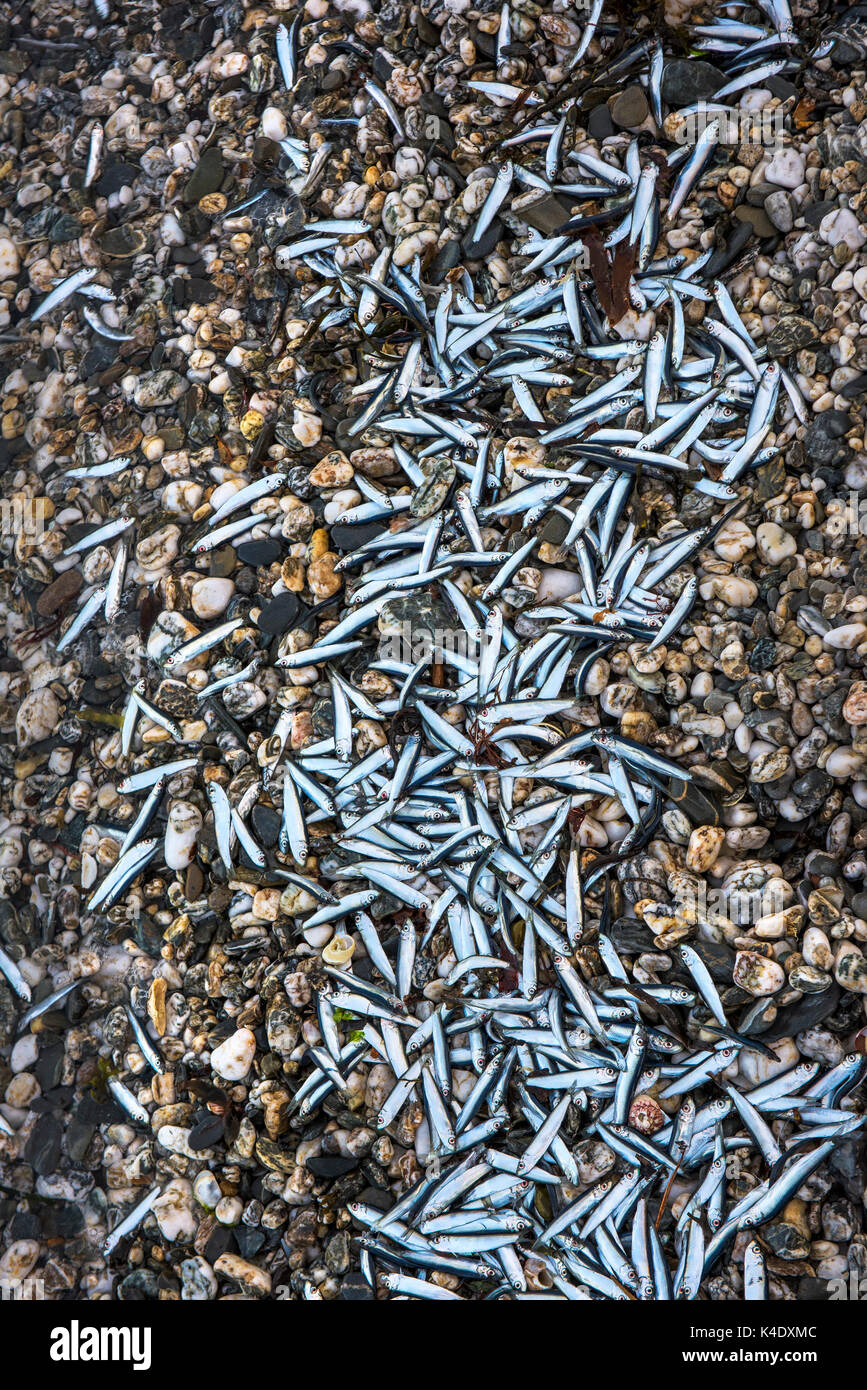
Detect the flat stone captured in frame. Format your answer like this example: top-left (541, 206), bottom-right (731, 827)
top-left (82, 343), bottom-right (118, 377)
top-left (519, 194), bottom-right (572, 235)
top-left (661, 59), bottom-right (725, 106)
top-left (34, 1044), bottom-right (65, 1092)
top-left (587, 104), bottom-right (615, 141)
top-left (256, 592), bottom-right (303, 634)
top-left (805, 416), bottom-right (848, 466)
top-left (427, 238), bottom-right (461, 283)
top-left (186, 277), bottom-right (219, 304)
top-left (96, 162), bottom-right (139, 196)
top-left (689, 937), bottom-right (737, 986)
top-left (461, 217), bottom-right (503, 259)
top-left (183, 146), bottom-right (224, 204)
top-left (25, 1114), bottom-right (62, 1176)
top-left (755, 454), bottom-right (787, 501)
top-left (734, 205), bottom-right (777, 238)
top-left (65, 1119), bottom-right (96, 1163)
top-left (251, 803), bottom-right (281, 847)
top-left (42, 1204), bottom-right (84, 1240)
top-left (766, 314), bottom-right (819, 358)
top-left (609, 86), bottom-right (648, 129)
top-left (803, 200), bottom-right (838, 228)
top-left (234, 1227), bottom-right (265, 1259)
top-left (330, 521), bottom-right (386, 550)
top-left (766, 76), bottom-right (799, 101)
top-left (203, 1226), bottom-right (236, 1264)
top-left (36, 568), bottom-right (82, 617)
top-left (235, 539), bottom-right (282, 566)
top-left (340, 1272), bottom-right (375, 1300)
top-left (306, 1154), bottom-right (358, 1178)
top-left (704, 220), bottom-right (754, 276)
top-left (188, 1115), bottom-right (224, 1150)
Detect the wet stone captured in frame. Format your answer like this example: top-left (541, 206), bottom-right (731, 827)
top-left (587, 105), bottom-right (615, 141)
top-left (306, 1154), bottom-right (358, 1178)
top-left (33, 1044), bottom-right (65, 1092)
top-left (734, 205), bottom-right (777, 239)
top-left (96, 162), bottom-right (139, 196)
top-left (661, 60), bottom-right (726, 106)
top-left (764, 191), bottom-right (794, 233)
top-left (519, 195), bottom-right (572, 235)
top-left (257, 592), bottom-right (303, 634)
top-left (36, 569), bottom-right (82, 617)
top-left (462, 218), bottom-right (504, 259)
top-left (251, 804), bottom-right (281, 847)
top-left (805, 415), bottom-right (849, 465)
top-left (803, 201), bottom-right (839, 228)
top-left (183, 146), bottom-right (224, 204)
top-left (64, 1119), bottom-right (96, 1163)
top-left (330, 521), bottom-right (386, 550)
top-left (427, 238), bottom-right (462, 281)
top-left (609, 86), bottom-right (649, 129)
top-left (340, 1272), bottom-right (375, 1299)
top-left (235, 539), bottom-right (282, 566)
top-left (766, 315), bottom-right (819, 358)
top-left (791, 769), bottom-right (833, 815)
top-left (411, 458), bottom-right (456, 518)
top-left (186, 278), bottom-right (219, 305)
top-left (762, 986), bottom-right (842, 1043)
top-left (25, 1115), bottom-right (63, 1176)
top-left (234, 1228), bottom-right (266, 1259)
top-left (189, 1115), bottom-right (224, 1150)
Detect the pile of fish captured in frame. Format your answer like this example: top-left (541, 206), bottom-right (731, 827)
top-left (12, 0), bottom-right (867, 1301)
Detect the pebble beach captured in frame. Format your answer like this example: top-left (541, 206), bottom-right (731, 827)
top-left (1, 0), bottom-right (867, 1304)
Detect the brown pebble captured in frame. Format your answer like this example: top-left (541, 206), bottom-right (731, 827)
top-left (609, 86), bottom-right (649, 129)
top-left (734, 205), bottom-right (776, 238)
top-left (36, 568), bottom-right (82, 618)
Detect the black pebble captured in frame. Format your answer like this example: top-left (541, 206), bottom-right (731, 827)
top-left (65, 1118), bottom-right (96, 1163)
top-left (25, 1114), bottom-right (63, 1176)
top-left (704, 220), bottom-right (754, 277)
top-left (330, 521), bottom-right (386, 550)
top-left (803, 201), bottom-right (838, 228)
top-left (251, 803), bottom-right (282, 847)
top-left (82, 343), bottom-right (118, 378)
top-left (462, 218), bottom-right (503, 259)
top-left (661, 59), bottom-right (725, 107)
top-left (762, 985), bottom-right (841, 1043)
top-left (588, 104), bottom-right (615, 140)
top-left (765, 76), bottom-right (799, 101)
top-left (427, 237), bottom-right (462, 284)
top-left (340, 1273), bottom-right (375, 1300)
top-left (235, 1228), bottom-right (267, 1259)
top-left (307, 1154), bottom-right (359, 1178)
top-left (8, 1211), bottom-right (41, 1240)
top-left (186, 278), bottom-right (219, 305)
top-left (34, 1044), bottom-right (65, 1092)
top-left (42, 1204), bottom-right (85, 1239)
top-left (235, 539), bottom-right (282, 566)
top-left (204, 1226), bottom-right (237, 1264)
top-left (96, 162), bottom-right (139, 196)
top-left (77, 1094), bottom-right (125, 1125)
top-left (189, 1115), bottom-right (225, 1150)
